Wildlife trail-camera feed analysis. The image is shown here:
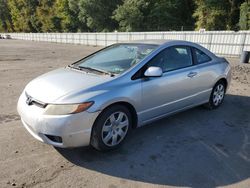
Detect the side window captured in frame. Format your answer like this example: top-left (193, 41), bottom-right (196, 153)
top-left (194, 48), bottom-right (211, 64)
top-left (147, 46), bottom-right (193, 72)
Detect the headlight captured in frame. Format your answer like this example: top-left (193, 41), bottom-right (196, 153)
top-left (44, 102), bottom-right (94, 115)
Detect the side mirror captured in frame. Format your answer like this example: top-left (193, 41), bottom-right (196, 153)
top-left (144, 66), bottom-right (163, 77)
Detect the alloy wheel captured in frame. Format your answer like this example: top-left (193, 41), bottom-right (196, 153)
top-left (213, 84), bottom-right (225, 106)
top-left (101, 111), bottom-right (129, 146)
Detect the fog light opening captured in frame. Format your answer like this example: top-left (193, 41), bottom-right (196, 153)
top-left (45, 134), bottom-right (62, 143)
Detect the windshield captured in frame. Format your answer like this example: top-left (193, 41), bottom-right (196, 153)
top-left (73, 44), bottom-right (158, 75)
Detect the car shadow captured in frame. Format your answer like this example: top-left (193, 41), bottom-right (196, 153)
top-left (56, 94), bottom-right (250, 187)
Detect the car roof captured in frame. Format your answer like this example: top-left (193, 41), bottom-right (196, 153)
top-left (120, 39), bottom-right (199, 46)
top-left (123, 39), bottom-right (171, 45)
top-left (119, 39), bottom-right (217, 58)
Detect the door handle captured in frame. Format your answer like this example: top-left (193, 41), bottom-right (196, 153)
top-left (187, 72), bottom-right (197, 78)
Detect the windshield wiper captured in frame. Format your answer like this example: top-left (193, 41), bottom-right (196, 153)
top-left (79, 66), bottom-right (116, 77)
top-left (68, 64), bottom-right (82, 70)
top-left (68, 65), bottom-right (116, 77)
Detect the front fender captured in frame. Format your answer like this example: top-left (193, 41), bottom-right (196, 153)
top-left (86, 81), bottom-right (142, 113)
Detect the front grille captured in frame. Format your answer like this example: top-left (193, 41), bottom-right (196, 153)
top-left (25, 92), bottom-right (47, 108)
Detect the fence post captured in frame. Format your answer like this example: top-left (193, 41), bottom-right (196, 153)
top-left (208, 32), bottom-right (213, 51)
top-left (86, 33), bottom-right (89, 46)
top-left (105, 32), bottom-right (107, 46)
top-left (129, 32), bottom-right (132, 41)
top-left (239, 32), bottom-right (247, 56)
top-left (95, 33), bottom-right (97, 46)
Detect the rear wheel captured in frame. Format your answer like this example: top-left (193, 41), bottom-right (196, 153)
top-left (206, 80), bottom-right (226, 109)
top-left (90, 105), bottom-right (132, 151)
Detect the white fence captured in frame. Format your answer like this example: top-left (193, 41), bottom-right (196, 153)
top-left (2, 31), bottom-right (250, 57)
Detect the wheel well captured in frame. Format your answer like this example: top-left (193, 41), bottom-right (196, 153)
top-left (217, 78), bottom-right (228, 89)
top-left (101, 102), bottom-right (138, 129)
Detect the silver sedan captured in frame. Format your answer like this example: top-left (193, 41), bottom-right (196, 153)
top-left (17, 40), bottom-right (231, 151)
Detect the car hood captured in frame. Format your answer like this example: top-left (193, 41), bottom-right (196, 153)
top-left (25, 68), bottom-right (112, 103)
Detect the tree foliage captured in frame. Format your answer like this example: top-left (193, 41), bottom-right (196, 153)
top-left (0, 0), bottom-right (248, 32)
top-left (35, 0), bottom-right (60, 32)
top-left (193, 0), bottom-right (245, 30)
top-left (78, 0), bottom-right (122, 31)
top-left (227, 0), bottom-right (246, 30)
top-left (113, 0), bottom-right (195, 31)
top-left (0, 0), bottom-right (13, 32)
top-left (8, 0), bottom-right (39, 32)
top-left (239, 1), bottom-right (250, 30)
top-left (113, 0), bottom-right (148, 31)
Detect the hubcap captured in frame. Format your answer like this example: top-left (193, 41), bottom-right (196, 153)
top-left (101, 112), bottom-right (129, 146)
top-left (213, 84), bottom-right (225, 106)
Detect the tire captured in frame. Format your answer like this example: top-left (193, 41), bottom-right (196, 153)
top-left (90, 105), bottom-right (132, 151)
top-left (205, 80), bottom-right (226, 110)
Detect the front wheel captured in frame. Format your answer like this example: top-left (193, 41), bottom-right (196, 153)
top-left (90, 105), bottom-right (132, 151)
top-left (205, 81), bottom-right (226, 109)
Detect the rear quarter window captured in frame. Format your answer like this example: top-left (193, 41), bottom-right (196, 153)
top-left (193, 48), bottom-right (212, 64)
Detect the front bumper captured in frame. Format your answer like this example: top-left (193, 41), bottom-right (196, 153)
top-left (17, 91), bottom-right (100, 148)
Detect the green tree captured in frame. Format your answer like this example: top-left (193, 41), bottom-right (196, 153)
top-left (1, 0), bottom-right (247, 32)
top-left (78, 0), bottom-right (122, 32)
top-left (8, 0), bottom-right (39, 32)
top-left (239, 1), bottom-right (250, 30)
top-left (148, 0), bottom-right (195, 31)
top-left (227, 0), bottom-right (245, 30)
top-left (113, 0), bottom-right (195, 31)
top-left (0, 0), bottom-right (13, 32)
top-left (55, 0), bottom-right (75, 32)
top-left (54, 0), bottom-right (72, 32)
top-left (193, 0), bottom-right (245, 30)
top-left (113, 0), bottom-right (147, 31)
top-left (193, 0), bottom-right (230, 30)
top-left (68, 0), bottom-right (88, 31)
top-left (54, 0), bottom-right (88, 32)
top-left (36, 0), bottom-right (61, 32)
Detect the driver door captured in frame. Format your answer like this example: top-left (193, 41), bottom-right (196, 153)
top-left (140, 46), bottom-right (201, 123)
